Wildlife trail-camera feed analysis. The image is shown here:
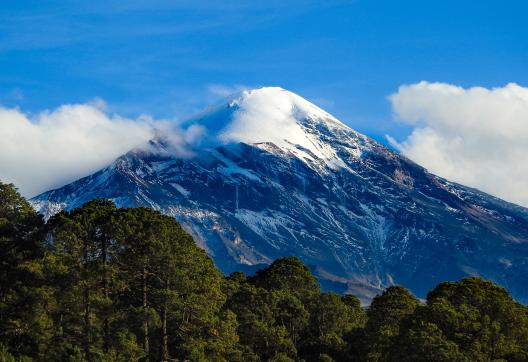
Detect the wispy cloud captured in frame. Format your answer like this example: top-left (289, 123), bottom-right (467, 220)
top-left (206, 84), bottom-right (250, 98)
top-left (0, 0), bottom-right (353, 52)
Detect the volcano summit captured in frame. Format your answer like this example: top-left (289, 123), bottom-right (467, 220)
top-left (32, 87), bottom-right (528, 303)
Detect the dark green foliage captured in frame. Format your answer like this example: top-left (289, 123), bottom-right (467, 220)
top-left (1, 182), bottom-right (528, 361)
top-left (41, 204), bottom-right (227, 361)
top-left (110, 207), bottom-right (226, 361)
top-left (300, 292), bottom-right (365, 361)
top-left (250, 257), bottom-right (320, 299)
top-left (226, 257), bottom-right (366, 361)
top-left (0, 184), bottom-right (47, 360)
top-left (421, 278), bottom-right (528, 361)
top-left (361, 286), bottom-right (420, 361)
top-left (225, 281), bottom-right (296, 360)
top-left (389, 321), bottom-right (467, 362)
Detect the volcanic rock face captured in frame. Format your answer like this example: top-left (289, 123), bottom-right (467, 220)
top-left (32, 87), bottom-right (528, 303)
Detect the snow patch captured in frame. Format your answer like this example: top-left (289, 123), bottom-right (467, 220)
top-left (171, 183), bottom-right (190, 197)
top-left (30, 200), bottom-right (67, 221)
top-left (212, 150), bottom-right (262, 182)
top-left (234, 208), bottom-right (302, 249)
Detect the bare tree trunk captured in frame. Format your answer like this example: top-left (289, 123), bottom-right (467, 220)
top-left (143, 265), bottom-right (149, 361)
top-left (59, 312), bottom-right (64, 337)
top-left (161, 279), bottom-right (169, 362)
top-left (83, 240), bottom-right (92, 362)
top-left (102, 234), bottom-right (109, 353)
top-left (84, 286), bottom-right (91, 361)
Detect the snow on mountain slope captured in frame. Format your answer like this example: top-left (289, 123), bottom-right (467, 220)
top-left (219, 87), bottom-right (350, 166)
top-left (32, 87), bottom-right (528, 303)
top-left (183, 87), bottom-right (366, 170)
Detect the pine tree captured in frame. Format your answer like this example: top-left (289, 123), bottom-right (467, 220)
top-left (43, 199), bottom-right (118, 360)
top-left (0, 183), bottom-right (46, 359)
top-left (360, 286), bottom-right (420, 361)
top-left (113, 208), bottom-right (227, 361)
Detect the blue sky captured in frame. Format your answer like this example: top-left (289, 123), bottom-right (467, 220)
top-left (1, 0), bottom-right (527, 143)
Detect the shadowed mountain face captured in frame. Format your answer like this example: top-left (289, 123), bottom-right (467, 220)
top-left (32, 87), bottom-right (528, 303)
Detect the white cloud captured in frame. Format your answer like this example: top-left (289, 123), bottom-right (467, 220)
top-left (389, 81), bottom-right (528, 207)
top-left (206, 83), bottom-right (250, 98)
top-left (0, 103), bottom-right (158, 197)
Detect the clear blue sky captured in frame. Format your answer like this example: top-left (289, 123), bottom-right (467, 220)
top-left (1, 0), bottom-right (527, 143)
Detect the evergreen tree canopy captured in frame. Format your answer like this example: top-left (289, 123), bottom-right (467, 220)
top-left (250, 257), bottom-right (320, 299)
top-left (0, 183), bottom-right (45, 359)
top-left (1, 182), bottom-right (528, 362)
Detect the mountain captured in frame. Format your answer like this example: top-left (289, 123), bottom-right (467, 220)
top-left (31, 87), bottom-right (528, 303)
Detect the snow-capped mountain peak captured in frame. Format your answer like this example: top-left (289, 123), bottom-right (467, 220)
top-left (182, 87), bottom-right (366, 171)
top-left (31, 87), bottom-right (528, 303)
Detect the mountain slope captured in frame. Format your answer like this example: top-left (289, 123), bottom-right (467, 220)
top-left (32, 87), bottom-right (528, 303)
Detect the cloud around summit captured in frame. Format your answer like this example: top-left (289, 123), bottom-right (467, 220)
top-left (0, 103), bottom-right (158, 197)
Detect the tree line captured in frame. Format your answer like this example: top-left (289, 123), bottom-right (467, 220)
top-left (1, 182), bottom-right (528, 361)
